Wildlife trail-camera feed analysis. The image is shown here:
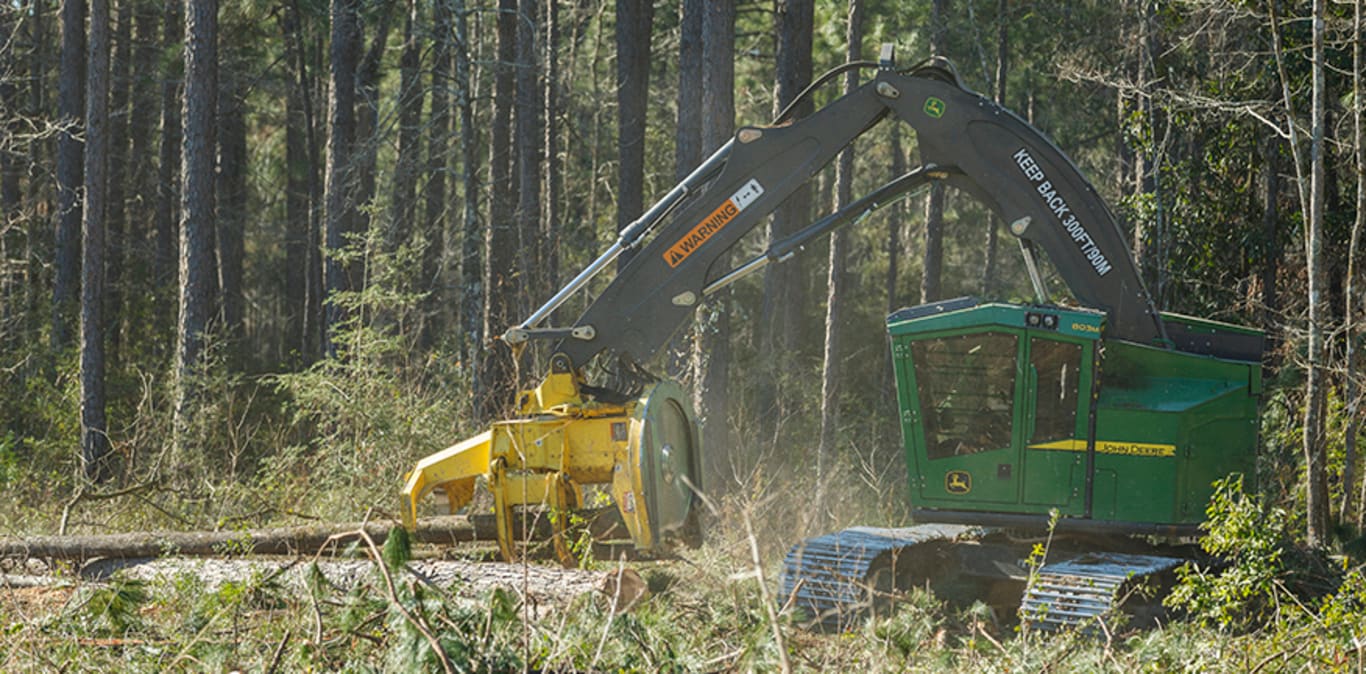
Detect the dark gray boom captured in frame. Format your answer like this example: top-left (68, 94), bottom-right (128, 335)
top-left (504, 51), bottom-right (1165, 374)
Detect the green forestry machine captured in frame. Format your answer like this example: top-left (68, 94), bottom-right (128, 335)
top-left (400, 47), bottom-right (1262, 630)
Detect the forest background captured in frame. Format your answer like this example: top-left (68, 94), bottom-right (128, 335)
top-left (3, 0), bottom-right (1366, 670)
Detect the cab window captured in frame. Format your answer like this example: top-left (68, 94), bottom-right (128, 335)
top-left (1029, 338), bottom-right (1083, 445)
top-left (911, 332), bottom-right (1018, 460)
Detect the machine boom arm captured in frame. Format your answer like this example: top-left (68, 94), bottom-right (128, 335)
top-left (527, 55), bottom-right (1166, 373)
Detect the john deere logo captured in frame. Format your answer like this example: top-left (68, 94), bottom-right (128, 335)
top-left (945, 470), bottom-right (971, 494)
top-left (924, 97), bottom-right (946, 118)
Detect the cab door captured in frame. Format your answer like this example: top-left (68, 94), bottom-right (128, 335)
top-left (1019, 335), bottom-right (1091, 515)
top-left (904, 330), bottom-right (1024, 506)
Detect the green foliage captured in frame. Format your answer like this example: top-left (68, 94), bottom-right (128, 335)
top-left (1165, 475), bottom-right (1289, 629)
top-left (872, 588), bottom-right (951, 661)
top-left (262, 228), bottom-right (469, 520)
top-left (67, 580), bottom-right (149, 637)
top-left (381, 526), bottom-right (411, 571)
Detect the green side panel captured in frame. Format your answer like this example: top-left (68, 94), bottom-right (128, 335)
top-left (1091, 469), bottom-right (1118, 520)
top-left (1097, 341), bottom-right (1260, 524)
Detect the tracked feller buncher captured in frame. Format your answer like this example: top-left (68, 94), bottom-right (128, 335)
top-left (401, 46), bottom-right (1262, 631)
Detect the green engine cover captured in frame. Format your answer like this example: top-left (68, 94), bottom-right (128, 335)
top-left (886, 299), bottom-right (1261, 531)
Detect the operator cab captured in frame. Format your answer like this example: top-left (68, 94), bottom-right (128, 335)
top-left (888, 297), bottom-right (1262, 535)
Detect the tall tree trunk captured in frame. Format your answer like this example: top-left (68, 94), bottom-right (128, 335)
top-left (456, 0), bottom-right (482, 370)
top-left (1261, 135), bottom-right (1280, 345)
top-left (481, 0), bottom-right (518, 420)
top-left (613, 0), bottom-right (651, 270)
top-left (174, 0), bottom-right (217, 455)
top-left (668, 0), bottom-right (702, 379)
top-left (354, 6), bottom-right (392, 251)
top-left (299, 7), bottom-right (325, 364)
top-left (541, 0), bottom-right (560, 299)
top-left (1131, 0), bottom-right (1149, 271)
top-left (24, 0), bottom-right (49, 345)
top-left (53, 0), bottom-right (85, 352)
top-left (388, 0), bottom-right (422, 253)
top-left (694, 0), bottom-right (734, 488)
top-left (154, 0), bottom-right (180, 303)
top-left (921, 0), bottom-right (947, 304)
top-left (215, 70), bottom-right (246, 357)
top-left (675, 0), bottom-right (702, 185)
top-left (104, 0), bottom-right (130, 368)
top-left (518, 0), bottom-right (543, 314)
top-left (127, 0), bottom-right (159, 348)
top-left (281, 5), bottom-right (310, 361)
top-left (0, 9), bottom-right (21, 345)
top-left (421, 0), bottom-right (451, 349)
top-left (80, 0), bottom-right (110, 482)
top-left (887, 124), bottom-right (904, 313)
top-left (1354, 0), bottom-right (1366, 530)
top-left (760, 0), bottom-right (813, 363)
top-left (981, 0), bottom-right (1007, 296)
top-left (0, 11), bottom-right (20, 224)
top-left (1304, 0), bottom-right (1329, 546)
top-left (323, 0), bottom-right (359, 356)
top-left (817, 0), bottom-right (863, 497)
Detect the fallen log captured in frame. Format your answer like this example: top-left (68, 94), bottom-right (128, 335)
top-left (0, 509), bottom-right (627, 561)
top-left (77, 556), bottom-right (647, 615)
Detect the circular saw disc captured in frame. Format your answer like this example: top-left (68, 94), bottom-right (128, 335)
top-left (633, 380), bottom-right (702, 545)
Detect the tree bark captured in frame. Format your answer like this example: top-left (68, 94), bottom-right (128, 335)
top-left (387, 0), bottom-right (422, 254)
top-left (457, 0), bottom-right (482, 370)
top-left (613, 0), bottom-right (651, 270)
top-left (53, 0), bottom-right (85, 352)
top-left (174, 0), bottom-right (218, 454)
top-left (1, 512), bottom-right (625, 560)
top-left (665, 0), bottom-right (703, 380)
top-left (22, 0), bottom-right (48, 345)
top-left (154, 0), bottom-right (180, 302)
top-left (517, 0), bottom-right (543, 312)
top-left (818, 0), bottom-right (863, 494)
top-left (80, 0), bottom-right (110, 482)
top-left (981, 0), bottom-right (1007, 297)
top-left (760, 0), bottom-right (813, 364)
top-left (921, 0), bottom-right (947, 304)
top-left (126, 0), bottom-right (159, 345)
top-left (215, 70), bottom-right (246, 356)
top-left (281, 4), bottom-right (311, 361)
top-left (694, 0), bottom-right (735, 489)
top-left (675, 0), bottom-right (702, 185)
top-left (1347, 0), bottom-right (1363, 527)
top-left (1355, 0), bottom-right (1366, 531)
top-left (541, 0), bottom-right (560, 300)
top-left (0, 9), bottom-right (22, 346)
top-left (103, 0), bottom-right (130, 368)
top-left (79, 556), bottom-right (644, 613)
top-left (322, 0), bottom-right (359, 357)
top-left (421, 0), bottom-right (451, 349)
top-left (887, 128), bottom-right (903, 315)
top-left (354, 6), bottom-right (393, 258)
top-left (481, 0), bottom-right (519, 420)
top-left (1303, 0), bottom-right (1329, 546)
top-left (1261, 135), bottom-right (1280, 344)
top-left (0, 10), bottom-right (20, 226)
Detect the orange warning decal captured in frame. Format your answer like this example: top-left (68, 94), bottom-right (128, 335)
top-left (664, 201), bottom-right (740, 268)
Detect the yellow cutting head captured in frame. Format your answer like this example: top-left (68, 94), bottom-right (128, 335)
top-left (400, 374), bottom-right (703, 564)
